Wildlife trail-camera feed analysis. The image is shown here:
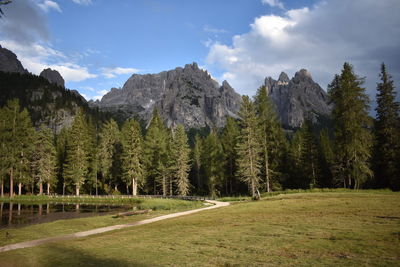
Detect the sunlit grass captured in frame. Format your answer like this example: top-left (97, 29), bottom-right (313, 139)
top-left (1, 191), bottom-right (399, 266)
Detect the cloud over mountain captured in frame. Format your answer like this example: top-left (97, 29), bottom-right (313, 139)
top-left (206, 0), bottom-right (400, 98)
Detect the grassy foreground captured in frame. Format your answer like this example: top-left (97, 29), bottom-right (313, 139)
top-left (0, 198), bottom-right (203, 246)
top-left (2, 191), bottom-right (400, 266)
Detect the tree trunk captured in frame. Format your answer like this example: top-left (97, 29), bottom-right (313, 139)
top-left (126, 184), bottom-right (129, 195)
top-left (1, 179), bottom-right (4, 198)
top-left (76, 185), bottom-right (80, 196)
top-left (9, 168), bottom-right (14, 198)
top-left (132, 178), bottom-right (137, 196)
top-left (162, 175), bottom-right (166, 196)
top-left (63, 182), bottom-right (65, 196)
top-left (47, 183), bottom-right (50, 195)
top-left (18, 183), bottom-right (22, 196)
top-left (265, 147), bottom-right (271, 193)
top-left (39, 182), bottom-right (43, 195)
top-left (95, 174), bottom-right (98, 196)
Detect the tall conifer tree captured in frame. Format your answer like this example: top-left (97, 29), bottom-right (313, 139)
top-left (236, 96), bottom-right (261, 199)
top-left (170, 125), bottom-right (191, 196)
top-left (144, 109), bottom-right (169, 195)
top-left (329, 63), bottom-right (372, 189)
top-left (254, 86), bottom-right (286, 192)
top-left (121, 119), bottom-right (143, 196)
top-left (32, 125), bottom-right (57, 195)
top-left (63, 109), bottom-right (90, 196)
top-left (374, 63), bottom-right (400, 190)
top-left (99, 119), bottom-right (120, 193)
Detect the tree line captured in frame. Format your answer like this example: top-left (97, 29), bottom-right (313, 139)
top-left (0, 62), bottom-right (399, 198)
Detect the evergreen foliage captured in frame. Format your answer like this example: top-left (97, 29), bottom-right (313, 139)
top-left (32, 125), bottom-right (57, 195)
top-left (170, 125), bottom-right (191, 196)
top-left (121, 119), bottom-right (143, 196)
top-left (236, 96), bottom-right (262, 199)
top-left (373, 63), bottom-right (400, 190)
top-left (63, 109), bottom-right (90, 196)
top-left (329, 63), bottom-right (373, 189)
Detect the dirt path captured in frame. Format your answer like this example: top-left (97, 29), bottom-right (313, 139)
top-left (0, 200), bottom-right (229, 253)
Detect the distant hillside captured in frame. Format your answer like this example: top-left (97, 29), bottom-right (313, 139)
top-left (0, 71), bottom-right (108, 132)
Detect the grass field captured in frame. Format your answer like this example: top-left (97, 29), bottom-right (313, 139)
top-left (1, 191), bottom-right (400, 266)
top-left (0, 198), bottom-right (203, 247)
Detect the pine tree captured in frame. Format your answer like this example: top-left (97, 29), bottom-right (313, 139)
top-left (32, 125), bottom-right (57, 195)
top-left (318, 129), bottom-right (334, 187)
top-left (329, 63), bottom-right (373, 189)
top-left (170, 125), bottom-right (191, 196)
top-left (221, 117), bottom-right (239, 195)
top-left (374, 63), bottom-right (400, 190)
top-left (121, 119), bottom-right (143, 196)
top-left (63, 109), bottom-right (90, 196)
top-left (299, 121), bottom-right (319, 188)
top-left (254, 86), bottom-right (286, 192)
top-left (236, 96), bottom-right (262, 199)
top-left (202, 129), bottom-right (224, 197)
top-left (192, 134), bottom-right (203, 193)
top-left (0, 99), bottom-right (34, 197)
top-left (99, 119), bottom-right (120, 193)
top-left (143, 109), bottom-right (168, 195)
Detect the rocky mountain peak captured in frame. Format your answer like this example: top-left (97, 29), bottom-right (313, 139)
top-left (278, 72), bottom-right (290, 83)
top-left (40, 68), bottom-right (65, 87)
top-left (0, 45), bottom-right (28, 74)
top-left (91, 64), bottom-right (241, 128)
top-left (265, 69), bottom-right (332, 129)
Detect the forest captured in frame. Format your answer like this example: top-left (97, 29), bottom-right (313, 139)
top-left (0, 62), bottom-right (399, 198)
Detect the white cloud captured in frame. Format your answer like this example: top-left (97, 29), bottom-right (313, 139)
top-left (206, 0), bottom-right (400, 98)
top-left (1, 39), bottom-right (97, 82)
top-left (38, 0), bottom-right (62, 13)
top-left (262, 0), bottom-right (284, 9)
top-left (101, 67), bottom-right (139, 78)
top-left (72, 0), bottom-right (92, 5)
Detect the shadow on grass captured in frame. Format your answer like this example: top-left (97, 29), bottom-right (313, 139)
top-left (5, 244), bottom-right (148, 267)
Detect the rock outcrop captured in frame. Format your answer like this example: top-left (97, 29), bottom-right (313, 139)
top-left (40, 68), bottom-right (65, 87)
top-left (265, 69), bottom-right (332, 129)
top-left (0, 45), bottom-right (28, 74)
top-left (91, 63), bottom-right (242, 128)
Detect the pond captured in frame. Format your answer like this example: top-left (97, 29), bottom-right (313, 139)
top-left (0, 202), bottom-right (133, 229)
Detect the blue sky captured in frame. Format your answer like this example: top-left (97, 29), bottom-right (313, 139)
top-left (1, 0), bottom-right (399, 102)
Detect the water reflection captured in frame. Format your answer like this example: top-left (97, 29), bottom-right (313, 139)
top-left (0, 202), bottom-right (133, 229)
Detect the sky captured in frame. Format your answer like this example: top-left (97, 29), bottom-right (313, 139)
top-left (0, 0), bottom-right (399, 105)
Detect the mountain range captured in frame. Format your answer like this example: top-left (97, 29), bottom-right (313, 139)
top-left (0, 44), bottom-right (332, 130)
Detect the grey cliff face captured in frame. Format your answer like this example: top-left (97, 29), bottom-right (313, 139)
top-left (92, 63), bottom-right (242, 128)
top-left (265, 69), bottom-right (332, 129)
top-left (40, 68), bottom-right (65, 87)
top-left (0, 45), bottom-right (28, 74)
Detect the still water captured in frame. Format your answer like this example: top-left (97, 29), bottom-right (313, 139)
top-left (0, 202), bottom-right (133, 228)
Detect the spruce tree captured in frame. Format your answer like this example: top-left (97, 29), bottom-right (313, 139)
top-left (254, 86), bottom-right (286, 192)
top-left (170, 125), bottom-right (191, 196)
top-left (143, 109), bottom-right (168, 195)
top-left (192, 134), bottom-right (203, 193)
top-left (202, 129), bottom-right (224, 197)
top-left (329, 63), bottom-right (373, 189)
top-left (0, 99), bottom-right (34, 197)
top-left (236, 96), bottom-right (262, 199)
top-left (99, 119), bottom-right (120, 193)
top-left (221, 117), bottom-right (239, 195)
top-left (63, 109), bottom-right (90, 196)
top-left (374, 63), bottom-right (400, 190)
top-left (318, 129), bottom-right (334, 187)
top-left (32, 125), bottom-right (57, 195)
top-left (121, 119), bottom-right (143, 196)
